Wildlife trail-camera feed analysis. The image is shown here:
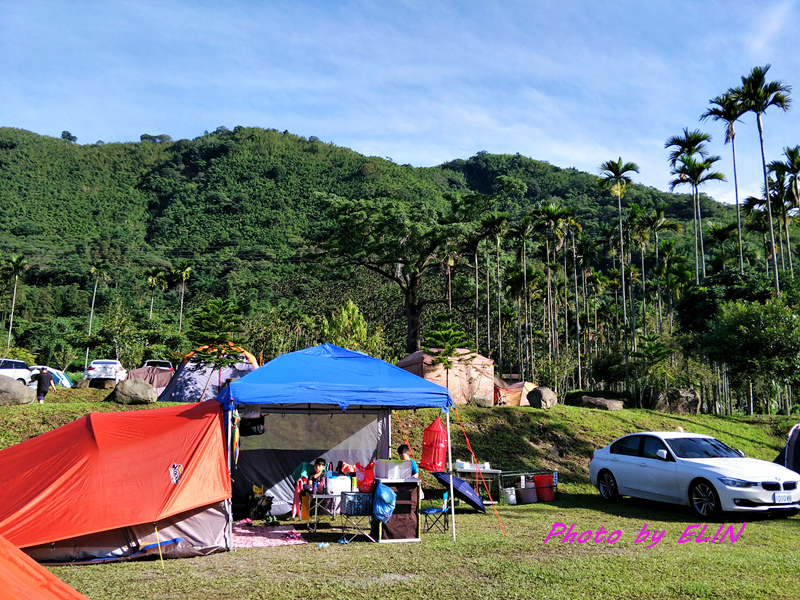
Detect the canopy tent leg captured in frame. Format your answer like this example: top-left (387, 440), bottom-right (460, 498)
top-left (446, 410), bottom-right (456, 541)
top-left (226, 409), bottom-right (234, 552)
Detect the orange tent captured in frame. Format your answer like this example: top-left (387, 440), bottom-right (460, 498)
top-left (0, 534), bottom-right (89, 600)
top-left (496, 381), bottom-right (536, 406)
top-left (0, 401), bottom-right (231, 562)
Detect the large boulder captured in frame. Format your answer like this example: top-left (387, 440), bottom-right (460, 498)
top-left (469, 394), bottom-right (494, 408)
top-left (529, 386), bottom-right (558, 409)
top-left (0, 375), bottom-right (36, 405)
top-left (653, 388), bottom-right (701, 414)
top-left (580, 396), bottom-right (624, 411)
top-left (111, 378), bottom-right (157, 405)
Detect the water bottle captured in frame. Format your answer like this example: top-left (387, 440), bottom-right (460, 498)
top-left (351, 476), bottom-right (358, 492)
top-left (313, 482), bottom-right (318, 494)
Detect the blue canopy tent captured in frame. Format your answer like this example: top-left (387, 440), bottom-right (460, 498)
top-left (217, 344), bottom-right (458, 538)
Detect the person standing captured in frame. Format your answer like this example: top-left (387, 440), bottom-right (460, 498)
top-left (35, 367), bottom-right (57, 404)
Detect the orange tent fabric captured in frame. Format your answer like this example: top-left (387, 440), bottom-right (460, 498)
top-left (0, 534), bottom-right (89, 600)
top-left (0, 401), bottom-right (231, 550)
top-left (184, 342), bottom-right (259, 369)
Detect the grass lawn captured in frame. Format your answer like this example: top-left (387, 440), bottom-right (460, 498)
top-left (50, 489), bottom-right (800, 600)
top-left (3, 393), bottom-right (798, 599)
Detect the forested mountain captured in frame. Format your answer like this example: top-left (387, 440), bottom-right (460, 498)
top-left (0, 126), bottom-right (796, 416)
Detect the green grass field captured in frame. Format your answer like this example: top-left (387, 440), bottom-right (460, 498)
top-left (4, 393), bottom-right (799, 600)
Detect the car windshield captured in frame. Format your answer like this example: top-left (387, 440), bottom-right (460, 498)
top-left (666, 437), bottom-right (739, 459)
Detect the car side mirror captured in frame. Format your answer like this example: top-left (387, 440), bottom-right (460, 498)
top-left (656, 449), bottom-right (669, 460)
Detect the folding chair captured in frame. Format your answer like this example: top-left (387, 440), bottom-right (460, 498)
top-left (421, 492), bottom-right (449, 533)
top-left (339, 492), bottom-right (376, 543)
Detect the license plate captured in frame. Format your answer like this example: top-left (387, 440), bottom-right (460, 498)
top-left (774, 492), bottom-right (793, 503)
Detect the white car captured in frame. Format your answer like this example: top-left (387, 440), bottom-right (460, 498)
top-left (0, 359), bottom-right (31, 385)
top-left (141, 360), bottom-right (174, 371)
top-left (589, 431), bottom-right (800, 518)
top-left (83, 360), bottom-right (127, 382)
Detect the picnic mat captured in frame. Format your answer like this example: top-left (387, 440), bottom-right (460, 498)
top-left (232, 523), bottom-right (307, 548)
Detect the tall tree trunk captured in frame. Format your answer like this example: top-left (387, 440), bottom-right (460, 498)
top-left (731, 139), bottom-right (744, 274)
top-left (696, 189), bottom-right (707, 278)
top-left (85, 277), bottom-right (100, 369)
top-left (572, 232), bottom-right (581, 387)
top-left (405, 286), bottom-right (423, 354)
top-left (783, 208), bottom-right (794, 275)
top-left (496, 237), bottom-right (502, 376)
top-left (757, 113), bottom-right (781, 294)
top-left (178, 282), bottom-right (186, 334)
top-left (486, 252), bottom-right (491, 355)
top-left (474, 252), bottom-right (479, 350)
top-left (6, 276), bottom-right (18, 351)
top-left (692, 187), bottom-right (700, 284)
top-left (640, 247), bottom-right (647, 336)
top-left (522, 239), bottom-right (529, 382)
top-left (616, 191), bottom-right (630, 392)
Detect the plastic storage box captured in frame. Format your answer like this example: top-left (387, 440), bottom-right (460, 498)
top-left (375, 459), bottom-right (412, 479)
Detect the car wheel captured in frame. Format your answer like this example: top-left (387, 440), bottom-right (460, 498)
top-left (690, 480), bottom-right (721, 518)
top-left (17, 379), bottom-right (27, 385)
top-left (597, 470), bottom-right (620, 501)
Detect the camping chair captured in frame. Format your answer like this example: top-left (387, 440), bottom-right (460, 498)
top-left (339, 492), bottom-right (375, 543)
top-left (421, 492), bottom-right (449, 533)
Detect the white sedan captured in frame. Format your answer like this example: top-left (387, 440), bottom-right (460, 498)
top-left (589, 431), bottom-right (800, 518)
top-left (83, 359), bottom-right (127, 382)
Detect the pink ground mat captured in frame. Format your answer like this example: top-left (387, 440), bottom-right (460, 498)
top-left (232, 523), bottom-right (307, 548)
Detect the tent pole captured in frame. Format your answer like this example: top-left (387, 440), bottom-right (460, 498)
top-left (226, 408), bottom-right (234, 552)
top-left (446, 410), bottom-right (456, 541)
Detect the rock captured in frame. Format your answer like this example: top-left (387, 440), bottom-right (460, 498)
top-left (0, 375), bottom-right (36, 405)
top-left (469, 394), bottom-right (494, 408)
top-left (90, 378), bottom-right (117, 389)
top-left (653, 388), bottom-right (701, 414)
top-left (75, 379), bottom-right (90, 389)
top-left (112, 378), bottom-right (157, 405)
top-left (580, 396), bottom-right (624, 411)
top-left (529, 387), bottom-right (558, 409)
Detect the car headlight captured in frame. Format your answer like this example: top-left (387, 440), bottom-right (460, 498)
top-left (718, 477), bottom-right (758, 488)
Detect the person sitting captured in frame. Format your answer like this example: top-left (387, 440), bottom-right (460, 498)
top-left (397, 444), bottom-right (419, 477)
top-left (302, 458), bottom-right (327, 495)
top-left (291, 457), bottom-right (327, 518)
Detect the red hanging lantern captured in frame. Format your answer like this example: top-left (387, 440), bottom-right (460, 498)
top-left (419, 416), bottom-right (447, 472)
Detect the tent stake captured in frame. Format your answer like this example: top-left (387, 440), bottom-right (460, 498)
top-left (154, 524), bottom-right (165, 572)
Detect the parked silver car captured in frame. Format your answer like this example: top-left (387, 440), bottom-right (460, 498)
top-left (83, 360), bottom-right (127, 382)
top-left (0, 359), bottom-right (32, 385)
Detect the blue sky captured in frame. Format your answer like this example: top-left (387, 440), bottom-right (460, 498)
top-left (3, 1), bottom-right (800, 205)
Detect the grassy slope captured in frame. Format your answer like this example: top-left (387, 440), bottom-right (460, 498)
top-left (3, 399), bottom-right (798, 600)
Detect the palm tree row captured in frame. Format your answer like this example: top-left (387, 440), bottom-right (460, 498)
top-left (471, 187), bottom-right (692, 395)
top-left (698, 64), bottom-right (792, 291)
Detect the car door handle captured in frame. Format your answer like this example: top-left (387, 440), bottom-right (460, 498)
top-left (638, 462), bottom-right (647, 467)
top-left (611, 457), bottom-right (619, 462)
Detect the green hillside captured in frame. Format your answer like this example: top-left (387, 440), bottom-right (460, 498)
top-left (3, 394), bottom-right (794, 489)
top-left (0, 126), bottom-right (795, 419)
